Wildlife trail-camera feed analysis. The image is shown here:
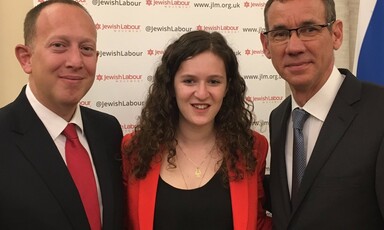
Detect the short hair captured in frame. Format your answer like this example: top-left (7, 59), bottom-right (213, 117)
top-left (263, 0), bottom-right (336, 30)
top-left (23, 0), bottom-right (93, 46)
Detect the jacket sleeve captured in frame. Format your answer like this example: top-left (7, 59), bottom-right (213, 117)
top-left (121, 133), bottom-right (138, 230)
top-left (254, 131), bottom-right (272, 230)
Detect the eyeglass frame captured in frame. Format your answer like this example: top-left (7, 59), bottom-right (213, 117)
top-left (263, 21), bottom-right (335, 43)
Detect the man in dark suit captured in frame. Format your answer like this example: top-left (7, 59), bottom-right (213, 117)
top-left (260, 0), bottom-right (384, 229)
top-left (0, 0), bottom-right (124, 229)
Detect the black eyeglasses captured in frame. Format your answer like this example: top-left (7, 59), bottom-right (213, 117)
top-left (263, 21), bottom-right (335, 43)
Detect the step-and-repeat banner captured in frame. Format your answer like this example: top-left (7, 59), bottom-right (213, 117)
top-left (34, 0), bottom-right (287, 172)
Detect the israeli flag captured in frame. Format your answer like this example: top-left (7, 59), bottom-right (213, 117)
top-left (353, 0), bottom-right (384, 85)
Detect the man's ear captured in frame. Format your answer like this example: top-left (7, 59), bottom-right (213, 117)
top-left (15, 44), bottom-right (32, 74)
top-left (260, 33), bottom-right (272, 59)
top-left (332, 20), bottom-right (343, 51)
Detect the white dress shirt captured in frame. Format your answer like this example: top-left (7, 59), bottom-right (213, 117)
top-left (285, 66), bottom-right (345, 196)
top-left (25, 84), bottom-right (103, 218)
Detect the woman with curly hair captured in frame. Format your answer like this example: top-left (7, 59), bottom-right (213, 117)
top-left (122, 30), bottom-right (271, 230)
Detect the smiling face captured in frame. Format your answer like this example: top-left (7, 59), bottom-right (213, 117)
top-left (260, 0), bottom-right (342, 103)
top-left (16, 3), bottom-right (98, 120)
top-left (174, 51), bottom-right (227, 129)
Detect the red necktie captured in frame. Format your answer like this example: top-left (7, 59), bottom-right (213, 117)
top-left (63, 123), bottom-right (101, 230)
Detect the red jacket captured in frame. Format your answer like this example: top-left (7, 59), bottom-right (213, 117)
top-left (122, 131), bottom-right (272, 230)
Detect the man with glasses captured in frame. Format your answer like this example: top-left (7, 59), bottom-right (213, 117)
top-left (260, 0), bottom-right (384, 229)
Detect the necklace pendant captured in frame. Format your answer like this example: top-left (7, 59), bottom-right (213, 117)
top-left (195, 167), bottom-right (202, 177)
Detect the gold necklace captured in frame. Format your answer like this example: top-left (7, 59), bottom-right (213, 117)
top-left (177, 154), bottom-right (212, 189)
top-left (177, 143), bottom-right (216, 178)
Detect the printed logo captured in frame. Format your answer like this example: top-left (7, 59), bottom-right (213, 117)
top-left (246, 95), bottom-right (284, 103)
top-left (79, 100), bottom-right (92, 107)
top-left (244, 1), bottom-right (266, 8)
top-left (99, 50), bottom-right (144, 57)
top-left (196, 25), bottom-right (240, 33)
top-left (95, 23), bottom-right (141, 32)
top-left (252, 119), bottom-right (269, 133)
top-left (147, 49), bottom-right (165, 56)
top-left (242, 27), bottom-right (264, 33)
top-left (243, 73), bottom-right (282, 81)
top-left (245, 49), bottom-right (265, 56)
top-left (96, 74), bottom-right (143, 82)
top-left (121, 123), bottom-right (136, 134)
top-left (146, 0), bottom-right (191, 7)
top-left (193, 2), bottom-right (240, 9)
top-left (92, 0), bottom-right (141, 6)
top-left (145, 26), bottom-right (192, 33)
top-left (95, 100), bottom-right (145, 108)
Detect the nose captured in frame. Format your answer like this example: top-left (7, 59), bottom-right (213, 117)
top-left (285, 31), bottom-right (306, 55)
top-left (66, 47), bottom-right (84, 69)
top-left (194, 82), bottom-right (209, 99)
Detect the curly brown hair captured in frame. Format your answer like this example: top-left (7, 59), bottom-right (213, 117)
top-left (122, 30), bottom-right (257, 181)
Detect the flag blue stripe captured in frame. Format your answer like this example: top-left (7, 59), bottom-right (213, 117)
top-left (357, 0), bottom-right (384, 85)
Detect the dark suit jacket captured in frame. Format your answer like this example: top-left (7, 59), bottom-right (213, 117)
top-left (0, 87), bottom-right (124, 230)
top-left (269, 69), bottom-right (384, 229)
top-left (122, 131), bottom-right (272, 230)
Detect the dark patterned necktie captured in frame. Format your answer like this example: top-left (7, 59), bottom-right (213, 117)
top-left (291, 108), bottom-right (309, 206)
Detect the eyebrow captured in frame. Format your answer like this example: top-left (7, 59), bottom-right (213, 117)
top-left (179, 74), bottom-right (225, 78)
top-left (49, 35), bottom-right (96, 44)
top-left (270, 20), bottom-right (319, 30)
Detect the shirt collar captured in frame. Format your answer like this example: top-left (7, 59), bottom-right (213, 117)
top-left (292, 66), bottom-right (345, 121)
top-left (25, 84), bottom-right (84, 140)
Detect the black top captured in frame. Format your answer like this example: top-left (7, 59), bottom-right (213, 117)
top-left (153, 171), bottom-right (233, 230)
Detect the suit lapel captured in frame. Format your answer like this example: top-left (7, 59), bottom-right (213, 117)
top-left (230, 173), bottom-right (248, 230)
top-left (290, 70), bottom-right (361, 215)
top-left (82, 111), bottom-right (114, 229)
top-left (270, 98), bottom-right (293, 219)
top-left (138, 158), bottom-right (161, 230)
top-left (11, 89), bottom-right (89, 229)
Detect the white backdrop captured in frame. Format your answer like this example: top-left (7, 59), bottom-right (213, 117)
top-left (34, 0), bottom-right (290, 173)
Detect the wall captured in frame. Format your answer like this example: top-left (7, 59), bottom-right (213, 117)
top-left (0, 0), bottom-right (360, 107)
top-left (0, 1), bottom-right (33, 107)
